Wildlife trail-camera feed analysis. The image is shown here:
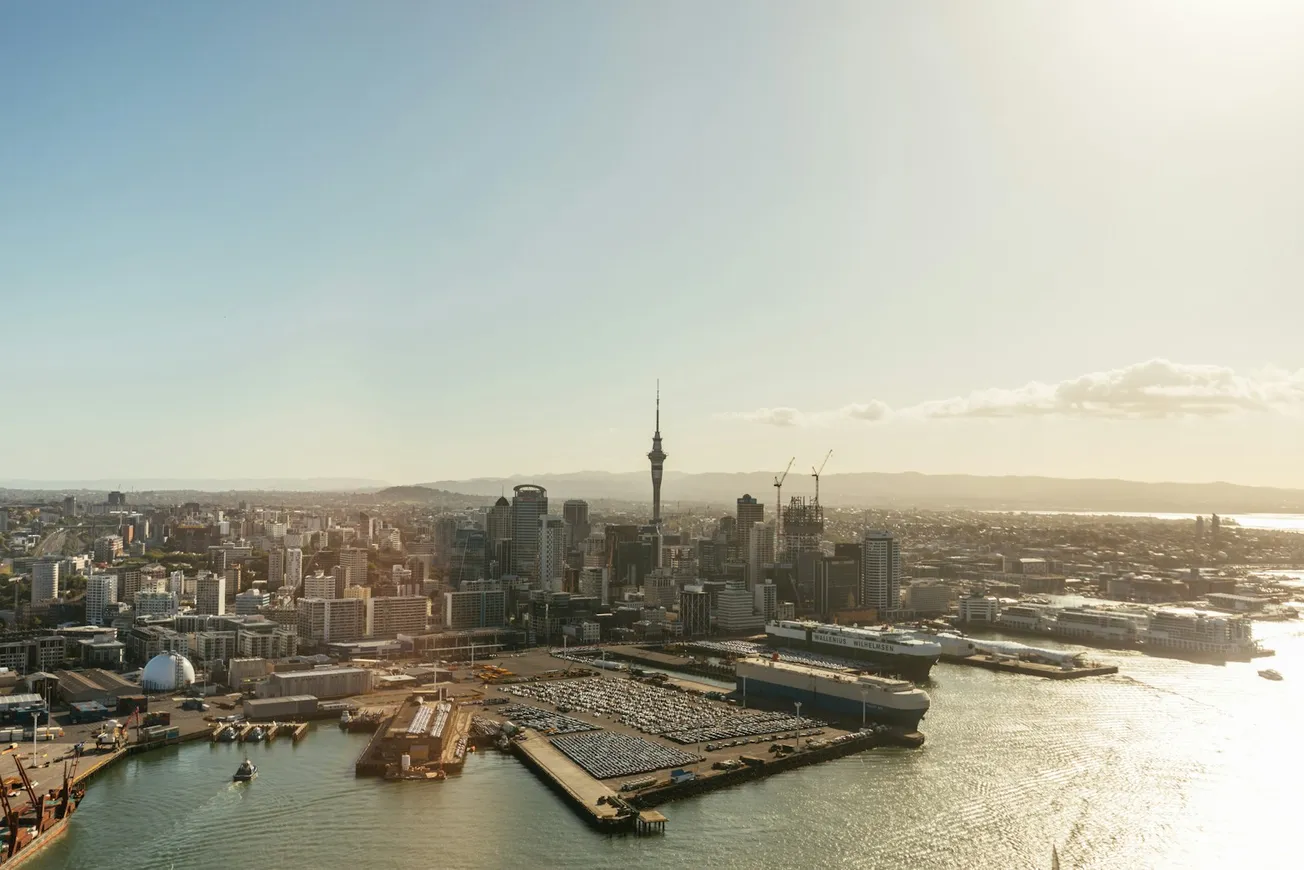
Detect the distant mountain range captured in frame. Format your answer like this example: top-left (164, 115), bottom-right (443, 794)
top-left (6, 471), bottom-right (1303, 513)
top-left (415, 471), bottom-right (1304, 513)
top-left (0, 478), bottom-right (387, 493)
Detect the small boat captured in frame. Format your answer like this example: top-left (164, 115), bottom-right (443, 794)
top-left (246, 726), bottom-right (266, 743)
top-left (1259, 669), bottom-right (1283, 681)
top-left (217, 726), bottom-right (237, 743)
top-left (339, 711), bottom-right (353, 729)
top-left (232, 759), bottom-right (257, 782)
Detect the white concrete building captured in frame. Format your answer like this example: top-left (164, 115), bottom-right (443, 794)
top-left (86, 573), bottom-right (118, 626)
top-left (31, 559), bottom-right (60, 607)
top-left (717, 585), bottom-right (764, 634)
top-left (958, 595), bottom-right (1000, 623)
top-left (196, 572), bottom-right (226, 615)
top-left (135, 590), bottom-right (179, 619)
top-left (861, 530), bottom-right (901, 616)
top-left (302, 571), bottom-right (335, 600)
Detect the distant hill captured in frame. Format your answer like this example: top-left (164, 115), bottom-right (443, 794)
top-left (0, 478), bottom-right (387, 492)
top-left (417, 471), bottom-right (1304, 513)
top-left (371, 485), bottom-right (495, 507)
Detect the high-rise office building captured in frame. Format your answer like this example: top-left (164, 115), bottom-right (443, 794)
top-left (861, 530), bottom-right (902, 616)
top-left (746, 521), bottom-right (774, 587)
top-left (562, 500), bottom-right (590, 551)
top-left (538, 516), bottom-right (567, 591)
top-left (286, 548), bottom-right (303, 591)
top-left (268, 548), bottom-right (286, 591)
top-left (196, 573), bottom-right (227, 616)
top-left (680, 588), bottom-right (710, 637)
top-left (31, 559), bottom-right (60, 607)
top-left (86, 573), bottom-right (118, 626)
top-left (510, 485), bottom-right (548, 581)
top-left (339, 547), bottom-right (369, 589)
top-left (486, 496), bottom-right (512, 543)
top-left (753, 580), bottom-right (778, 622)
top-left (647, 384), bottom-right (667, 525)
top-left (736, 495), bottom-right (764, 564)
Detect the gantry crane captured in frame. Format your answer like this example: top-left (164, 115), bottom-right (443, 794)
top-left (773, 457), bottom-right (795, 557)
top-left (811, 450), bottom-right (833, 505)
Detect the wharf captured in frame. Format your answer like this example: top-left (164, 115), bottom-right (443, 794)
top-left (603, 646), bottom-right (734, 680)
top-left (510, 730), bottom-right (643, 832)
top-left (947, 655), bottom-right (1118, 680)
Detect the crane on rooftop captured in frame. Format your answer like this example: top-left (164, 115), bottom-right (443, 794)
top-left (773, 457), bottom-right (795, 558)
top-left (811, 450), bottom-right (833, 506)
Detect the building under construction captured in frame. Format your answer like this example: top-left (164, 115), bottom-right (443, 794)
top-left (780, 497), bottom-right (824, 560)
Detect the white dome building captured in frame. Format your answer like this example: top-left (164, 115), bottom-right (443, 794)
top-left (140, 652), bottom-right (196, 693)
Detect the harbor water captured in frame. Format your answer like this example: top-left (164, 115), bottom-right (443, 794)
top-left (28, 621), bottom-right (1304, 869)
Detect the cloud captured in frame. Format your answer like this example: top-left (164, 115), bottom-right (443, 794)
top-left (911, 360), bottom-right (1304, 419)
top-left (728, 400), bottom-right (896, 428)
top-left (734, 407), bottom-right (805, 427)
top-left (840, 400), bottom-right (892, 422)
top-left (724, 360), bottom-right (1304, 426)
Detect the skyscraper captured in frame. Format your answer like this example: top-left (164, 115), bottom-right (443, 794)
top-left (31, 559), bottom-right (60, 607)
top-left (286, 548), bottom-right (304, 591)
top-left (647, 383), bottom-right (666, 525)
top-left (538, 515), bottom-right (567, 591)
top-left (268, 548), bottom-right (286, 591)
top-left (511, 485), bottom-right (548, 581)
top-left (486, 496), bottom-right (512, 543)
top-left (86, 573), bottom-right (118, 626)
top-left (736, 495), bottom-right (764, 563)
top-left (861, 530), bottom-right (902, 616)
top-left (562, 499), bottom-right (590, 551)
top-left (339, 547), bottom-right (369, 590)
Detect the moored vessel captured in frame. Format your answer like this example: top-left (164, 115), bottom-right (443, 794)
top-left (766, 620), bottom-right (941, 681)
top-left (0, 755), bottom-right (82, 867)
top-left (735, 656), bottom-right (930, 730)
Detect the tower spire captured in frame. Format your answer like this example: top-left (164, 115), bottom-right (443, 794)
top-left (648, 380), bottom-right (667, 526)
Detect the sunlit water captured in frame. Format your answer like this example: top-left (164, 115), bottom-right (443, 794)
top-left (29, 623), bottom-right (1304, 869)
top-left (988, 511), bottom-right (1304, 533)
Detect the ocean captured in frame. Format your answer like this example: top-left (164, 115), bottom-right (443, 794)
top-left (27, 621), bottom-right (1304, 869)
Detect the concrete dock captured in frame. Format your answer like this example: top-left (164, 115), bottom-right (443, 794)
top-left (511, 730), bottom-right (630, 828)
top-left (946, 655), bottom-right (1119, 680)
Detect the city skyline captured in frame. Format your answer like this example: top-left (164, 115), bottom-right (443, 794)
top-left (5, 3), bottom-right (1304, 486)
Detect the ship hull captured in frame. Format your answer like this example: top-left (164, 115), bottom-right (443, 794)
top-left (3, 813), bottom-right (72, 869)
top-left (735, 660), bottom-right (929, 730)
top-left (735, 673), bottom-right (926, 730)
top-left (765, 634), bottom-right (939, 682)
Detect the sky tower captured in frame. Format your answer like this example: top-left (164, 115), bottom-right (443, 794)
top-left (647, 382), bottom-right (667, 525)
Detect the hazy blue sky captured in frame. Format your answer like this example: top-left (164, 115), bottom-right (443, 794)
top-left (4, 2), bottom-right (1303, 486)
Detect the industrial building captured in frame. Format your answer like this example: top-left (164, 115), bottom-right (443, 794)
top-left (256, 667), bottom-right (372, 699)
top-left (53, 668), bottom-right (139, 705)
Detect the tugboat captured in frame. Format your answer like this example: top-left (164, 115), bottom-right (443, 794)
top-left (232, 759), bottom-right (257, 783)
top-left (1258, 669), bottom-right (1283, 681)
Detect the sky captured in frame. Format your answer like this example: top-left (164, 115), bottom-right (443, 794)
top-left (3, 1), bottom-right (1304, 487)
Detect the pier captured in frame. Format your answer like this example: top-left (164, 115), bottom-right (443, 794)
top-left (945, 655), bottom-right (1119, 680)
top-left (510, 731), bottom-right (636, 831)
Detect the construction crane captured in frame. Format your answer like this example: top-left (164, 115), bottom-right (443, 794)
top-left (811, 450), bottom-right (833, 505)
top-left (773, 457), bottom-right (795, 557)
